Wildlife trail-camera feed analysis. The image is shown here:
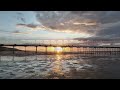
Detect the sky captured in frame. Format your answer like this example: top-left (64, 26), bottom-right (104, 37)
top-left (0, 11), bottom-right (120, 42)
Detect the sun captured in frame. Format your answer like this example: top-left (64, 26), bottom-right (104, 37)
top-left (55, 47), bottom-right (63, 53)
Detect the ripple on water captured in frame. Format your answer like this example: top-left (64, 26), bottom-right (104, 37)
top-left (0, 54), bottom-right (120, 79)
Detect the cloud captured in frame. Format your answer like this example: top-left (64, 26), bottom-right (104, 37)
top-left (33, 11), bottom-right (101, 35)
top-left (17, 12), bottom-right (23, 16)
top-left (20, 17), bottom-right (26, 23)
top-left (0, 29), bottom-right (30, 36)
top-left (16, 12), bottom-right (26, 23)
top-left (0, 29), bottom-right (11, 33)
top-left (16, 23), bottom-right (50, 31)
top-left (16, 24), bottom-right (38, 29)
top-left (12, 30), bottom-right (31, 34)
top-left (16, 11), bottom-right (120, 39)
top-left (71, 11), bottom-right (120, 24)
top-left (96, 24), bottom-right (120, 38)
top-left (35, 11), bottom-right (120, 38)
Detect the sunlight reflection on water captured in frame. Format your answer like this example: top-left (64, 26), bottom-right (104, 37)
top-left (0, 53), bottom-right (120, 79)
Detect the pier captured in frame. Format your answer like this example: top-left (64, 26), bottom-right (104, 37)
top-left (0, 39), bottom-right (120, 61)
top-left (0, 39), bottom-right (120, 54)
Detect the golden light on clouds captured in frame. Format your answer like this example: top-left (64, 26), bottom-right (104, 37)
top-left (73, 22), bottom-right (97, 26)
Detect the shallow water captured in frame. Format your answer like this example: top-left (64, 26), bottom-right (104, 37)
top-left (0, 53), bottom-right (120, 79)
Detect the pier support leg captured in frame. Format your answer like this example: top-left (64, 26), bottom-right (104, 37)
top-left (45, 46), bottom-right (48, 60)
top-left (84, 47), bottom-right (86, 54)
top-left (45, 46), bottom-right (47, 54)
top-left (72, 47), bottom-right (74, 54)
top-left (13, 46), bottom-right (15, 61)
top-left (36, 46), bottom-right (37, 54)
top-left (25, 46), bottom-right (26, 61)
top-left (69, 47), bottom-right (72, 54)
top-left (54, 47), bottom-right (56, 54)
top-left (25, 46), bottom-right (26, 53)
top-left (0, 55), bottom-right (2, 61)
top-left (0, 50), bottom-right (1, 62)
top-left (35, 46), bottom-right (38, 60)
top-left (79, 47), bottom-right (80, 54)
top-left (13, 46), bottom-right (14, 54)
top-left (77, 47), bottom-right (79, 54)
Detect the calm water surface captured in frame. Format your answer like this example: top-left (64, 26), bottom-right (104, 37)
top-left (0, 53), bottom-right (120, 79)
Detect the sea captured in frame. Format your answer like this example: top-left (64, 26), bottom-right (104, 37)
top-left (0, 51), bottom-right (120, 79)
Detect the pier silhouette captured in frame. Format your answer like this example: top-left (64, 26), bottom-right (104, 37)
top-left (0, 39), bottom-right (120, 55)
top-left (0, 39), bottom-right (120, 61)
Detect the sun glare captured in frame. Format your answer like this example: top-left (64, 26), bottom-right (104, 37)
top-left (55, 47), bottom-right (63, 53)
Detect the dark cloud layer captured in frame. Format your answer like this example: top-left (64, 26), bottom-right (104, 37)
top-left (17, 24), bottom-right (38, 29)
top-left (12, 30), bottom-right (30, 34)
top-left (96, 25), bottom-right (120, 38)
top-left (17, 11), bottom-right (120, 39)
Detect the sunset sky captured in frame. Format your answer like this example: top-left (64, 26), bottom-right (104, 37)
top-left (0, 11), bottom-right (120, 42)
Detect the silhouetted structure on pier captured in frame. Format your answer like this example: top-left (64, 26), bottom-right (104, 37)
top-left (1, 39), bottom-right (120, 54)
